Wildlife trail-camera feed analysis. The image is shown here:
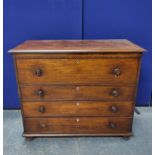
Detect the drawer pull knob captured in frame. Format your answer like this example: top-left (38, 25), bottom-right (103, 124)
top-left (111, 89), bottom-right (119, 97)
top-left (109, 122), bottom-right (116, 129)
top-left (113, 67), bottom-right (121, 76)
top-left (38, 106), bottom-right (45, 113)
top-left (36, 89), bottom-right (44, 97)
top-left (35, 68), bottom-right (42, 76)
top-left (111, 106), bottom-right (118, 113)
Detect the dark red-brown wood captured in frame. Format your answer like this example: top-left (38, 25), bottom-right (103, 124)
top-left (11, 40), bottom-right (144, 138)
top-left (16, 57), bottom-right (140, 85)
top-left (24, 117), bottom-right (132, 134)
top-left (22, 101), bottom-right (134, 117)
top-left (10, 40), bottom-right (145, 52)
top-left (20, 85), bottom-right (136, 101)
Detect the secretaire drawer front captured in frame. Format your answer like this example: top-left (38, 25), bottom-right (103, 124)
top-left (24, 117), bottom-right (132, 134)
top-left (16, 58), bottom-right (139, 85)
top-left (23, 101), bottom-right (133, 117)
top-left (20, 85), bottom-right (135, 101)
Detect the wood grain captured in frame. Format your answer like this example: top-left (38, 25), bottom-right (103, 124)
top-left (20, 85), bottom-right (136, 101)
top-left (9, 40), bottom-right (145, 53)
top-left (11, 39), bottom-right (144, 137)
top-left (24, 117), bottom-right (132, 134)
top-left (22, 101), bottom-right (134, 117)
top-left (16, 58), bottom-right (140, 85)
top-left (14, 53), bottom-right (142, 59)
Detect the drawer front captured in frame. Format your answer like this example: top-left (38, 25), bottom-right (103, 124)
top-left (23, 101), bottom-right (133, 117)
top-left (16, 58), bottom-right (139, 85)
top-left (20, 85), bottom-right (135, 101)
top-left (24, 117), bottom-right (132, 134)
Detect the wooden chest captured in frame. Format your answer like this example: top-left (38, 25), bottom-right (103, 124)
top-left (10, 40), bottom-right (145, 138)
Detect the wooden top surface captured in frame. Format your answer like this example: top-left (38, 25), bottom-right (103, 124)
top-left (9, 39), bottom-right (145, 53)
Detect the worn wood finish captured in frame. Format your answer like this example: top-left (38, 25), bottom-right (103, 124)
top-left (20, 85), bottom-right (136, 101)
top-left (16, 58), bottom-right (140, 85)
top-left (22, 101), bottom-right (134, 117)
top-left (14, 53), bottom-right (142, 59)
top-left (23, 133), bottom-right (133, 137)
top-left (24, 117), bottom-right (132, 134)
top-left (9, 40), bottom-right (145, 52)
top-left (10, 40), bottom-right (144, 137)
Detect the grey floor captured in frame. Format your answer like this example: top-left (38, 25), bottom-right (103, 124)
top-left (4, 107), bottom-right (152, 155)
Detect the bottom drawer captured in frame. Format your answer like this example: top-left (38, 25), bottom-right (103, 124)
top-left (24, 117), bottom-right (132, 134)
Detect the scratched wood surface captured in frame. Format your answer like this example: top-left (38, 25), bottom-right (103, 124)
top-left (12, 40), bottom-right (144, 137)
top-left (10, 40), bottom-right (145, 52)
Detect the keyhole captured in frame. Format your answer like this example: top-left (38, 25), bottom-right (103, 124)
top-left (76, 86), bottom-right (80, 91)
top-left (76, 59), bottom-right (80, 64)
top-left (76, 102), bottom-right (80, 106)
top-left (76, 118), bottom-right (80, 122)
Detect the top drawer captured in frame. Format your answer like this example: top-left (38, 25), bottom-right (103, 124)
top-left (15, 58), bottom-right (139, 85)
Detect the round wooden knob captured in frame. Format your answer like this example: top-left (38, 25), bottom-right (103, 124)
top-left (110, 106), bottom-right (118, 113)
top-left (111, 89), bottom-right (119, 97)
top-left (113, 67), bottom-right (121, 76)
top-left (35, 68), bottom-right (42, 76)
top-left (36, 89), bottom-right (44, 97)
top-left (38, 106), bottom-right (45, 113)
top-left (109, 122), bottom-right (116, 129)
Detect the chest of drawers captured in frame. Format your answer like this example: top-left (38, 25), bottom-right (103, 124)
top-left (10, 40), bottom-right (145, 138)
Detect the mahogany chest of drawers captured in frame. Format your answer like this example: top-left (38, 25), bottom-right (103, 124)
top-left (10, 40), bottom-right (145, 138)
